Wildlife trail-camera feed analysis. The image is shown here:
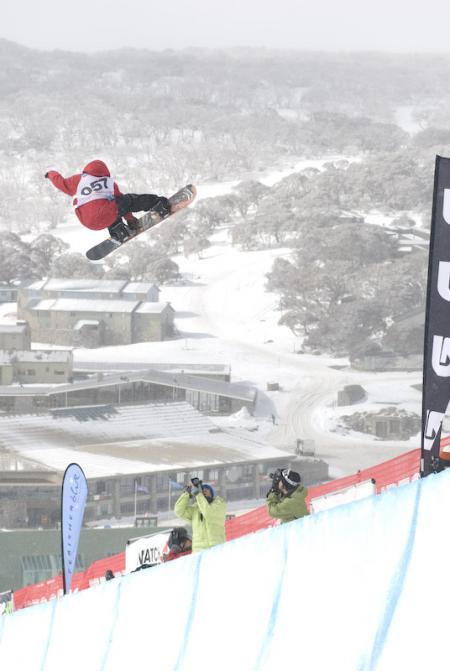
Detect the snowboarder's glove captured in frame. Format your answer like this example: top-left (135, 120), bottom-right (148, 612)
top-left (183, 485), bottom-right (192, 495)
top-left (266, 487), bottom-right (277, 498)
top-left (44, 172), bottom-right (49, 178)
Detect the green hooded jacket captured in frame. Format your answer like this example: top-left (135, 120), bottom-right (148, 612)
top-left (266, 484), bottom-right (309, 524)
top-left (174, 490), bottom-right (227, 553)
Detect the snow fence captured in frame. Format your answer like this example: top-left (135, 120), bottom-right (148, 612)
top-left (1, 468), bottom-right (450, 670)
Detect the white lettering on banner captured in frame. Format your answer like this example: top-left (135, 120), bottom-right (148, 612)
top-left (138, 547), bottom-right (160, 565)
top-left (432, 335), bottom-right (450, 376)
top-left (438, 262), bottom-right (450, 301)
top-left (423, 410), bottom-right (445, 451)
top-left (443, 189), bottom-right (450, 225)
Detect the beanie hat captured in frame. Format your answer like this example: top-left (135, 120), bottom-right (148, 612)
top-left (280, 469), bottom-right (301, 491)
top-left (201, 483), bottom-right (215, 499)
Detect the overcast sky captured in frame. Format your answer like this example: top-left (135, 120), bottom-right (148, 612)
top-left (3, 0), bottom-right (450, 53)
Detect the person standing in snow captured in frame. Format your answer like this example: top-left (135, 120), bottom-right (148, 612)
top-left (266, 468), bottom-right (309, 524)
top-left (45, 159), bottom-right (171, 239)
top-left (174, 479), bottom-right (226, 553)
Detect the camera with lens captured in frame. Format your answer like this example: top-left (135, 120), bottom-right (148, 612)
top-left (190, 477), bottom-right (201, 488)
top-left (269, 468), bottom-right (283, 489)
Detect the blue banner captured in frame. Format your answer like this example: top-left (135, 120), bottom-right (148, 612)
top-left (61, 463), bottom-right (88, 594)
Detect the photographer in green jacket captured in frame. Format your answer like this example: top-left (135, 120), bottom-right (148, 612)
top-left (174, 478), bottom-right (227, 553)
top-left (266, 468), bottom-right (309, 524)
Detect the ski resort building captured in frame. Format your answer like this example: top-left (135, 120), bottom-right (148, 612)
top-left (0, 349), bottom-right (73, 385)
top-left (16, 278), bottom-right (172, 346)
top-left (17, 278), bottom-right (160, 305)
top-left (0, 402), bottom-right (328, 529)
top-left (0, 366), bottom-right (256, 414)
top-left (17, 299), bottom-right (174, 346)
top-left (0, 321), bottom-right (31, 350)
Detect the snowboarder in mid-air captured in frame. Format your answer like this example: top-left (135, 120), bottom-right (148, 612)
top-left (45, 159), bottom-right (172, 240)
top-left (45, 159), bottom-right (197, 260)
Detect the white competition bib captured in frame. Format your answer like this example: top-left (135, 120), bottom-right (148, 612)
top-left (74, 174), bottom-right (115, 208)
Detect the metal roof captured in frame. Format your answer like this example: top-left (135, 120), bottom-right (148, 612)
top-left (28, 279), bottom-right (128, 293)
top-left (30, 298), bottom-right (139, 313)
top-left (0, 324), bottom-right (28, 334)
top-left (0, 368), bottom-right (256, 402)
top-left (0, 402), bottom-right (286, 478)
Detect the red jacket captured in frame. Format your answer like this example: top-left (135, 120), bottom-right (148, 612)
top-left (162, 548), bottom-right (192, 562)
top-left (47, 159), bottom-right (133, 231)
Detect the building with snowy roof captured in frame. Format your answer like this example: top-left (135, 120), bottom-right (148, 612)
top-left (0, 366), bottom-right (256, 414)
top-left (0, 349), bottom-right (73, 385)
top-left (0, 401), bottom-right (328, 528)
top-left (18, 297), bottom-right (174, 346)
top-left (19, 278), bottom-right (159, 303)
top-left (0, 321), bottom-right (31, 350)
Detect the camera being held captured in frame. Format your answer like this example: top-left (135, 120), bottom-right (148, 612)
top-left (268, 468), bottom-right (283, 495)
top-left (266, 467), bottom-right (309, 524)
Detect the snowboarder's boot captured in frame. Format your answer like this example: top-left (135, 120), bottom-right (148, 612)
top-left (108, 220), bottom-right (134, 243)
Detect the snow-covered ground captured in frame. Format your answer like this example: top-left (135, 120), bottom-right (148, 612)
top-left (72, 222), bottom-right (421, 477)
top-left (394, 105), bottom-right (423, 135)
top-left (1, 155), bottom-right (423, 478)
top-left (3, 468), bottom-right (450, 670)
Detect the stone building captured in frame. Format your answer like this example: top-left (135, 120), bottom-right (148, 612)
top-left (16, 278), bottom-right (170, 347)
top-left (0, 322), bottom-right (31, 350)
top-left (19, 298), bottom-right (174, 347)
top-left (0, 350), bottom-right (73, 384)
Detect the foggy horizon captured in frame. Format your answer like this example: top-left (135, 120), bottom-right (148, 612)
top-left (4, 0), bottom-right (450, 54)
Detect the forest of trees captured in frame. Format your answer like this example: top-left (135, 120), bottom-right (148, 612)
top-left (2, 41), bottom-right (450, 356)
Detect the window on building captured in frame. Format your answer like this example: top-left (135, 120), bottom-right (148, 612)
top-left (155, 473), bottom-right (168, 492)
top-left (54, 370), bottom-right (66, 376)
top-left (96, 480), bottom-right (107, 494)
top-left (21, 554), bottom-right (84, 585)
top-left (26, 369), bottom-right (36, 376)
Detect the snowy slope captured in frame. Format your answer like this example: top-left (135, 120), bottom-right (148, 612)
top-left (5, 155), bottom-right (422, 477)
top-left (1, 467), bottom-right (449, 670)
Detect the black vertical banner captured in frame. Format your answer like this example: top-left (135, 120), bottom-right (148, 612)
top-left (421, 155), bottom-right (450, 476)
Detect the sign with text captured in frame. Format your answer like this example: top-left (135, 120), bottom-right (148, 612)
top-left (61, 463), bottom-right (88, 594)
top-left (421, 156), bottom-right (450, 475)
top-left (125, 530), bottom-right (172, 573)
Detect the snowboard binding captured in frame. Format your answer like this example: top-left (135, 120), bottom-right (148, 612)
top-left (108, 220), bottom-right (138, 243)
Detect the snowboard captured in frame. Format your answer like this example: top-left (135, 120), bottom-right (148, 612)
top-left (86, 184), bottom-right (197, 261)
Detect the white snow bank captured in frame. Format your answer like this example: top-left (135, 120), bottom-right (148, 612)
top-left (2, 468), bottom-right (450, 670)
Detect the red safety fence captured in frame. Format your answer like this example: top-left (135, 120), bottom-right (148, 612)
top-left (13, 447), bottom-right (422, 610)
